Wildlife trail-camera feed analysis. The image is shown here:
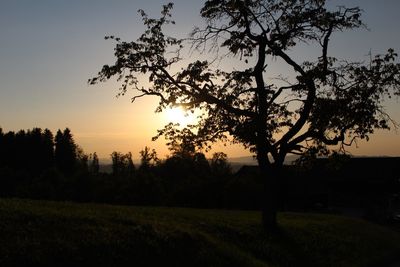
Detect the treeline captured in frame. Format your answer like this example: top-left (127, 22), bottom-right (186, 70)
top-left (0, 128), bottom-right (88, 175)
top-left (0, 127), bottom-right (93, 200)
top-left (1, 127), bottom-right (399, 217)
top-left (0, 127), bottom-right (245, 208)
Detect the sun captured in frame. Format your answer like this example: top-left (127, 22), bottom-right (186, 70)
top-left (164, 107), bottom-right (196, 127)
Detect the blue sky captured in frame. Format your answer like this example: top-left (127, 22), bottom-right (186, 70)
top-left (0, 0), bottom-right (399, 159)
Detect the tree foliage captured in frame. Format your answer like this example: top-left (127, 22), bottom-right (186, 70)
top-left (90, 0), bottom-right (400, 228)
top-left (139, 146), bottom-right (159, 170)
top-left (90, 0), bottom-right (400, 166)
top-left (111, 151), bottom-right (135, 177)
top-left (55, 128), bottom-right (78, 174)
top-left (90, 152), bottom-right (100, 174)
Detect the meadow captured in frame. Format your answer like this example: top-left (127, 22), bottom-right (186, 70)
top-left (1, 198), bottom-right (400, 267)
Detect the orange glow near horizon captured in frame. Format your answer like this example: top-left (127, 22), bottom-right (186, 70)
top-left (1, 1), bottom-right (399, 162)
top-left (164, 107), bottom-right (198, 127)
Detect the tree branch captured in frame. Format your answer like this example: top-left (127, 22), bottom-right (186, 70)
top-left (156, 66), bottom-right (256, 118)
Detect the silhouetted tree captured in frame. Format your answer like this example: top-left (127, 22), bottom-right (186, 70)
top-left (90, 152), bottom-right (100, 174)
top-left (0, 128), bottom-right (55, 174)
top-left (154, 125), bottom-right (198, 159)
top-left (28, 128), bottom-right (45, 174)
top-left (76, 145), bottom-right (89, 172)
top-left (54, 130), bottom-right (64, 171)
top-left (14, 130), bottom-right (27, 170)
top-left (55, 128), bottom-right (77, 174)
top-left (0, 128), bottom-right (3, 167)
top-left (210, 152), bottom-right (231, 177)
top-left (41, 129), bottom-right (55, 170)
top-left (2, 131), bottom-right (16, 169)
top-left (193, 152), bottom-right (211, 175)
top-left (90, 1), bottom-right (400, 229)
top-left (139, 146), bottom-right (159, 170)
top-left (111, 151), bottom-right (135, 177)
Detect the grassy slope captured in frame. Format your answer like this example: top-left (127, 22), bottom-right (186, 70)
top-left (1, 198), bottom-right (399, 267)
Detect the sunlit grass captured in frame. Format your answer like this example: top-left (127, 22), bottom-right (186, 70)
top-left (1, 198), bottom-right (400, 267)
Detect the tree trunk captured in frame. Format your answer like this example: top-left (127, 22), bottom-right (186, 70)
top-left (260, 163), bottom-right (281, 231)
top-left (252, 37), bottom-right (280, 230)
top-left (257, 152), bottom-right (283, 231)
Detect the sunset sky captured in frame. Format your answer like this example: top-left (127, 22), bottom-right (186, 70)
top-left (1, 0), bottom-right (399, 161)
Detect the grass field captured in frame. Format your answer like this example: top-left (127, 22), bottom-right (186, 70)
top-left (1, 198), bottom-right (400, 267)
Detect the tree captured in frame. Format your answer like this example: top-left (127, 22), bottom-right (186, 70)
top-left (90, 152), bottom-right (100, 174)
top-left (28, 128), bottom-right (45, 174)
top-left (0, 128), bottom-right (3, 167)
top-left (0, 128), bottom-right (55, 174)
top-left (76, 145), bottom-right (89, 172)
top-left (55, 128), bottom-right (77, 174)
top-left (41, 129), bottom-right (55, 170)
top-left (139, 146), bottom-right (159, 170)
top-left (90, 1), bottom-right (400, 230)
top-left (210, 152), bottom-right (231, 177)
top-left (111, 151), bottom-right (135, 177)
